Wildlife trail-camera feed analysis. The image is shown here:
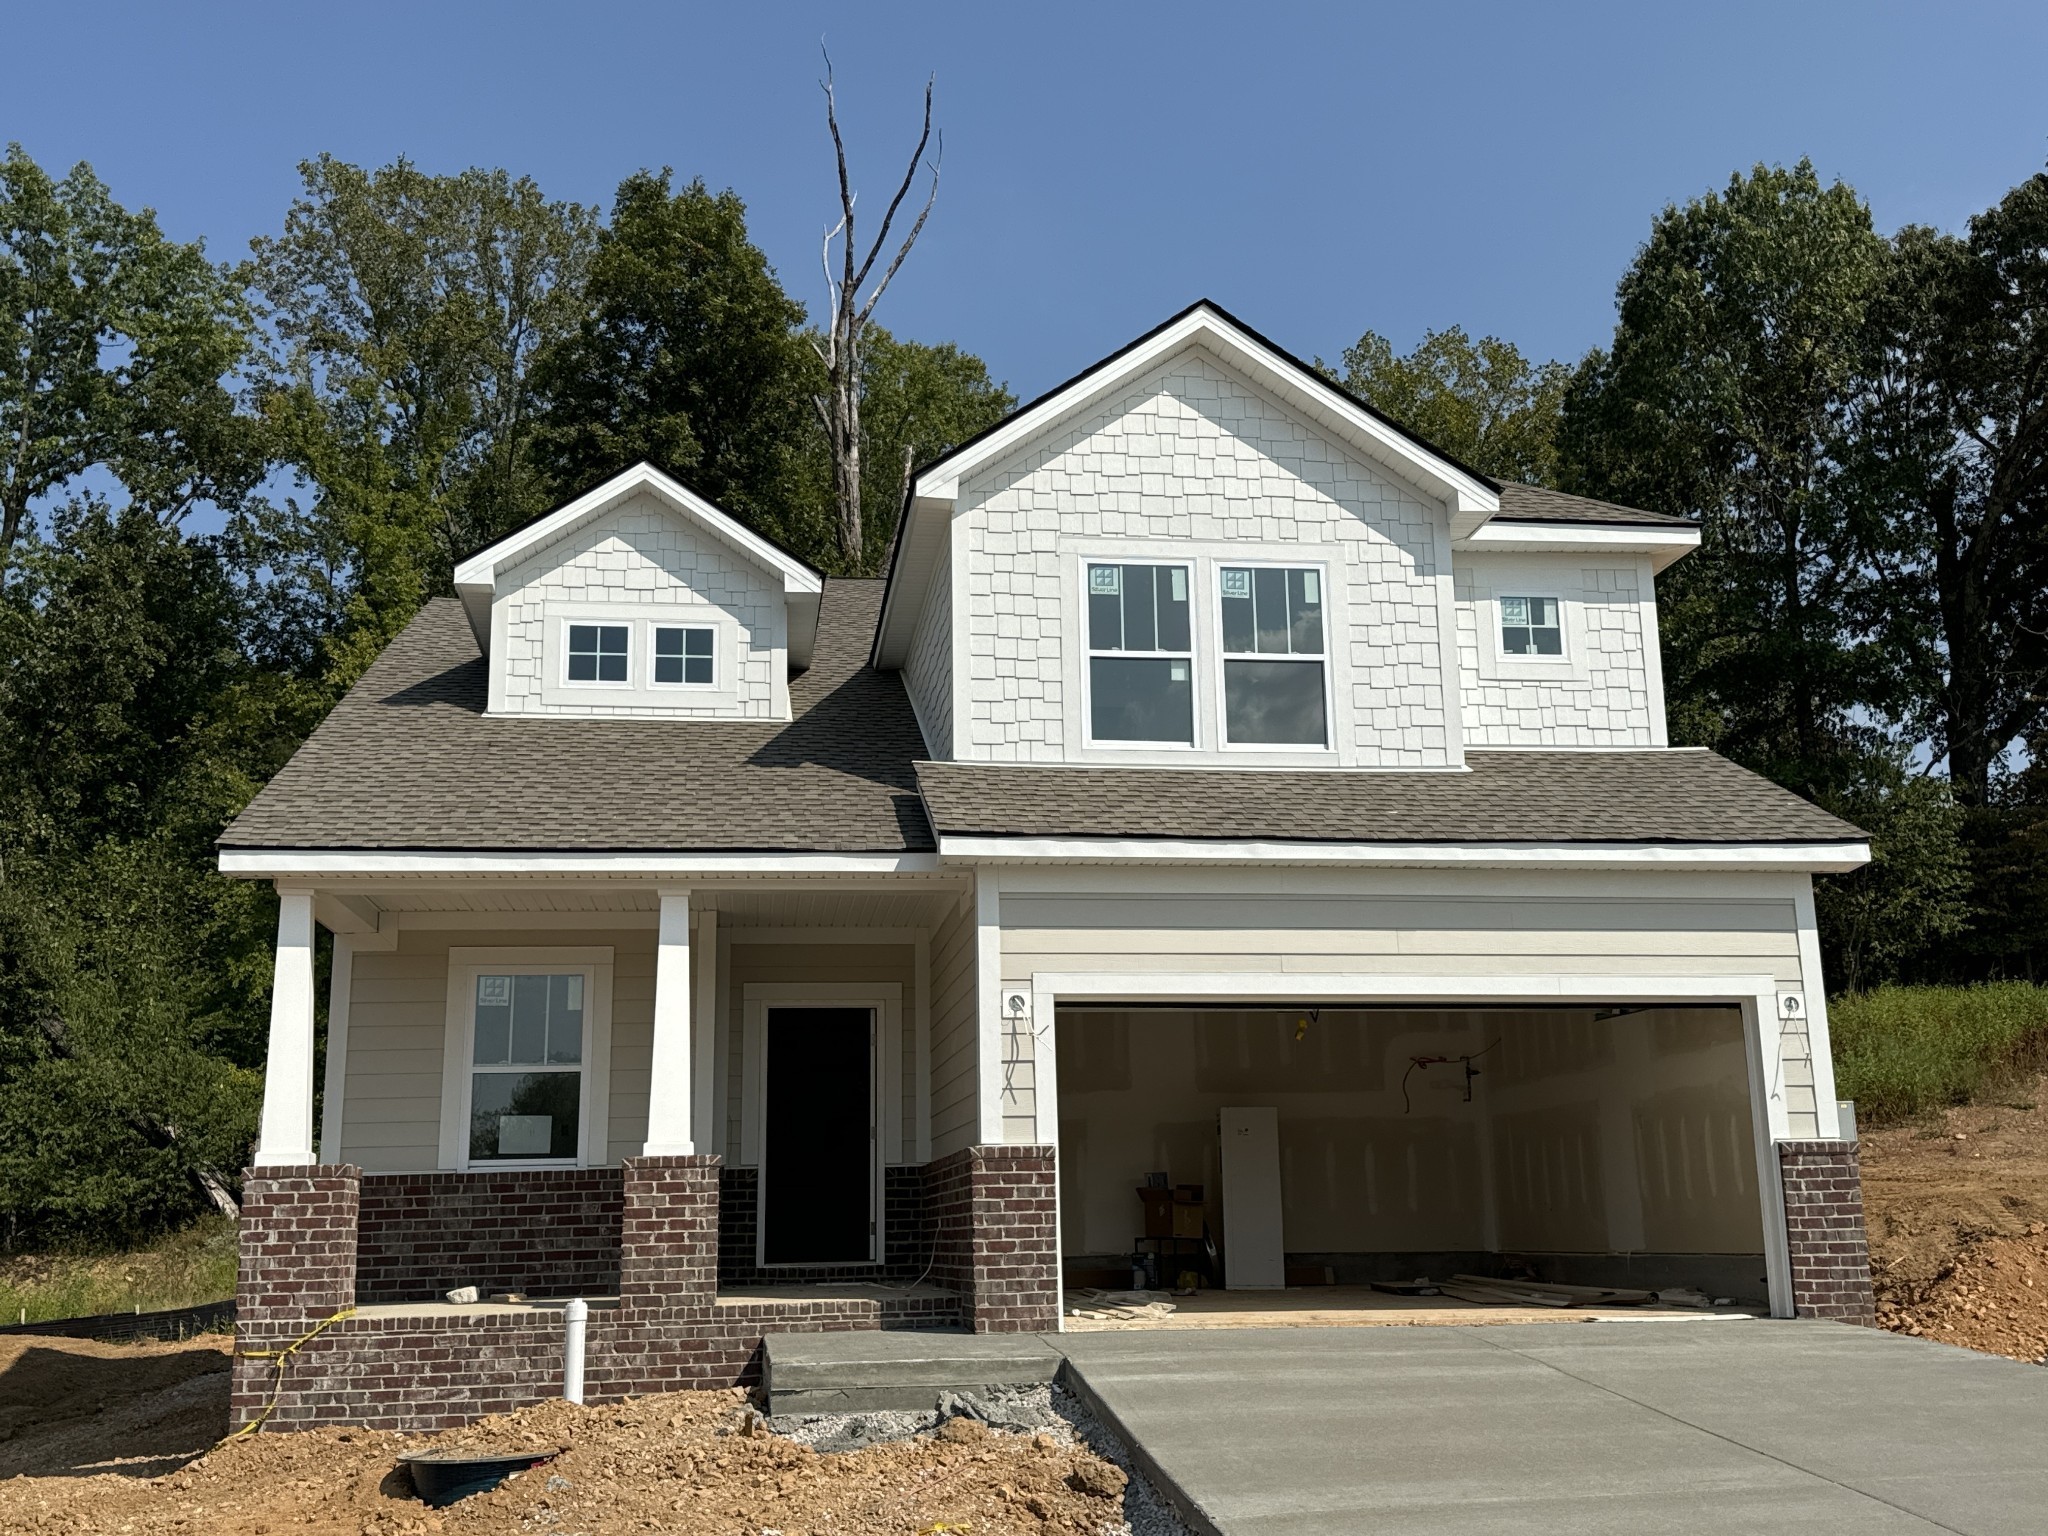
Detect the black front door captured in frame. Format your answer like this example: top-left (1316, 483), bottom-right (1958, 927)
top-left (761, 1006), bottom-right (874, 1265)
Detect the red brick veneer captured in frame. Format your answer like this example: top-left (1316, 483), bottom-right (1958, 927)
top-left (232, 1165), bottom-right (362, 1424)
top-left (619, 1154), bottom-right (720, 1309)
top-left (929, 1144), bottom-right (1059, 1333)
top-left (1779, 1139), bottom-right (1878, 1324)
top-left (355, 1168), bottom-right (622, 1304)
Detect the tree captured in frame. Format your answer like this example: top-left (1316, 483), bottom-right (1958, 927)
top-left (529, 170), bottom-right (821, 555)
top-left (1331, 325), bottom-right (1569, 485)
top-left (844, 326), bottom-right (1012, 568)
top-left (1558, 161), bottom-right (1897, 800)
top-left (1811, 765), bottom-right (1971, 993)
top-left (1852, 173), bottom-right (2048, 808)
top-left (0, 144), bottom-right (261, 580)
top-left (812, 63), bottom-right (941, 570)
top-left (247, 156), bottom-right (596, 683)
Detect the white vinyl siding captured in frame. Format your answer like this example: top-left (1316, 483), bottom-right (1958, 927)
top-left (929, 899), bottom-right (980, 1160)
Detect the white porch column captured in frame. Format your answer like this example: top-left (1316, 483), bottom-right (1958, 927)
top-left (643, 888), bottom-right (695, 1156)
top-left (253, 886), bottom-right (318, 1167)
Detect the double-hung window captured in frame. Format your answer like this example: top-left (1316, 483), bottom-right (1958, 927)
top-left (468, 972), bottom-right (585, 1162)
top-left (566, 623), bottom-right (629, 684)
top-left (1500, 596), bottom-right (1563, 656)
top-left (653, 625), bottom-right (714, 686)
top-left (1219, 566), bottom-right (1328, 746)
top-left (1086, 562), bottom-right (1194, 744)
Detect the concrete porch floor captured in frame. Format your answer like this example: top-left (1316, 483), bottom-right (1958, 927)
top-left (353, 1281), bottom-right (956, 1320)
top-left (1063, 1285), bottom-right (1767, 1331)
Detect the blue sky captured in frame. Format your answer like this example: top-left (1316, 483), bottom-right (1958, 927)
top-left (8, 1), bottom-right (2046, 398)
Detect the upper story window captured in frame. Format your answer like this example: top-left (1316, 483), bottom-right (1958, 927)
top-left (566, 623), bottom-right (630, 684)
top-left (1220, 566), bottom-right (1327, 746)
top-left (469, 972), bottom-right (585, 1162)
top-left (653, 624), bottom-right (715, 686)
top-left (1086, 562), bottom-right (1193, 745)
top-left (1500, 595), bottom-right (1563, 657)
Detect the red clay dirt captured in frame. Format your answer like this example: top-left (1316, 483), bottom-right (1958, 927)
top-left (1859, 1070), bottom-right (2048, 1363)
top-left (0, 1357), bottom-right (1130, 1536)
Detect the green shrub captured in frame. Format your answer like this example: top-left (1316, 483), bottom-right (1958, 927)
top-left (1831, 982), bottom-right (2048, 1125)
top-left (0, 1213), bottom-right (238, 1326)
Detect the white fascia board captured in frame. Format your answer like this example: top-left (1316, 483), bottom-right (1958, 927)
top-left (1030, 969), bottom-right (1783, 1007)
top-left (451, 463), bottom-right (824, 654)
top-left (874, 494), bottom-right (955, 667)
top-left (935, 834), bottom-right (1872, 874)
top-left (1458, 520), bottom-right (1700, 573)
top-left (911, 308), bottom-right (1499, 515)
top-left (218, 849), bottom-right (942, 879)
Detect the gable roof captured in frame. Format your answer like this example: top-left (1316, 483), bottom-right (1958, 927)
top-left (450, 462), bottom-right (826, 666)
top-left (219, 583), bottom-right (932, 855)
top-left (874, 299), bottom-right (1514, 667)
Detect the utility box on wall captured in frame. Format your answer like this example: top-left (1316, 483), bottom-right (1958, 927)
top-left (1219, 1106), bottom-right (1285, 1289)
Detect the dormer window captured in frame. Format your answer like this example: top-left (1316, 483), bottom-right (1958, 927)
top-left (1220, 565), bottom-right (1328, 746)
top-left (1086, 562), bottom-right (1194, 745)
top-left (566, 623), bottom-right (630, 684)
top-left (1500, 596), bottom-right (1564, 657)
top-left (653, 625), bottom-right (715, 686)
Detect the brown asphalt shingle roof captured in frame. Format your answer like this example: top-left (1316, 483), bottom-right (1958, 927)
top-left (914, 753), bottom-right (1860, 846)
top-left (1494, 483), bottom-right (1695, 529)
top-left (219, 583), bottom-right (934, 852)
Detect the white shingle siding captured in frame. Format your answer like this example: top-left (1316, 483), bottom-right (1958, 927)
top-left (493, 491), bottom-right (786, 719)
top-left (1454, 555), bottom-right (1660, 748)
top-left (903, 533), bottom-right (954, 757)
top-left (953, 350), bottom-right (1457, 767)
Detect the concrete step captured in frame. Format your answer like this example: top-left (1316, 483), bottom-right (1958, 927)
top-left (763, 1329), bottom-right (1065, 1416)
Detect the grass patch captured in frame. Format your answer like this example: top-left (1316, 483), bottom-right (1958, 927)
top-left (0, 1214), bottom-right (238, 1326)
top-left (1831, 982), bottom-right (2048, 1126)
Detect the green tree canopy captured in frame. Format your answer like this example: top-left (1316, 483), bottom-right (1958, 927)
top-left (1332, 325), bottom-right (1569, 485)
top-left (247, 155), bottom-right (597, 684)
top-left (0, 144), bottom-right (261, 578)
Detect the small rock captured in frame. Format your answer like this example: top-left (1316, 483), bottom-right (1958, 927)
top-left (1068, 1459), bottom-right (1128, 1499)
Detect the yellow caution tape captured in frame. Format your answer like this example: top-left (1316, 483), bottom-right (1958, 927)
top-left (228, 1305), bottom-right (357, 1438)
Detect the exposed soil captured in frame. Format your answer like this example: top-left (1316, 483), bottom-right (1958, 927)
top-left (0, 1332), bottom-right (233, 1480)
top-left (1859, 1071), bottom-right (2048, 1363)
top-left (0, 1354), bottom-right (1138, 1536)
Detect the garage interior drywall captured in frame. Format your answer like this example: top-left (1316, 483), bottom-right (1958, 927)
top-left (1056, 1005), bottom-right (1766, 1287)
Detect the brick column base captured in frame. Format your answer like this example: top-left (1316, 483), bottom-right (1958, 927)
top-left (232, 1164), bottom-right (361, 1425)
top-left (619, 1154), bottom-right (721, 1315)
top-left (929, 1144), bottom-right (1058, 1333)
top-left (1778, 1140), bottom-right (1877, 1324)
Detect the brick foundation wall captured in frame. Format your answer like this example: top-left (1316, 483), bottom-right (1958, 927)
top-left (718, 1165), bottom-right (934, 1285)
top-left (232, 1164), bottom-right (361, 1425)
top-left (929, 1144), bottom-right (1059, 1333)
top-left (355, 1169), bottom-right (623, 1304)
top-left (1779, 1140), bottom-right (1877, 1324)
top-left (618, 1154), bottom-right (721, 1311)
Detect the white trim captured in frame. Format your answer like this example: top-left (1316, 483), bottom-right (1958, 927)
top-left (1080, 557), bottom-right (1200, 751)
top-left (455, 462), bottom-right (823, 595)
top-left (438, 946), bottom-right (615, 1171)
top-left (646, 619), bottom-right (721, 692)
top-left (722, 927), bottom-right (929, 945)
top-left (914, 930), bottom-right (934, 1164)
top-left (1791, 879), bottom-right (1843, 1138)
top-left (1029, 966), bottom-right (1796, 1318)
top-left (395, 910), bottom-right (661, 930)
top-left (692, 905), bottom-right (718, 1160)
top-left (219, 850), bottom-right (944, 878)
top-left (937, 835), bottom-right (1873, 873)
top-left (643, 891), bottom-right (693, 1156)
top-left (975, 870), bottom-right (1004, 1143)
top-left (558, 616), bottom-right (635, 691)
top-left (318, 934), bottom-right (353, 1165)
top-left (742, 984), bottom-right (896, 1266)
top-left (1459, 519), bottom-right (1699, 573)
top-left (254, 888), bottom-right (319, 1167)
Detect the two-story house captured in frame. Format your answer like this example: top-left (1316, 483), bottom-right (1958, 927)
top-left (221, 302), bottom-right (1876, 1430)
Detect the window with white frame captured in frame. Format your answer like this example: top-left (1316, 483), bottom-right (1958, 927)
top-left (565, 622), bottom-right (629, 684)
top-left (1219, 565), bottom-right (1327, 746)
top-left (1500, 595), bottom-right (1563, 657)
top-left (1086, 562), bottom-right (1194, 744)
top-left (652, 624), bottom-right (714, 686)
top-left (468, 973), bottom-right (585, 1161)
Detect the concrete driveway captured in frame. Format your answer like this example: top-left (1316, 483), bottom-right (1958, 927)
top-left (1055, 1320), bottom-right (2048, 1535)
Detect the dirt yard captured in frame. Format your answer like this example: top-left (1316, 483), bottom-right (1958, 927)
top-left (1860, 1070), bottom-right (2048, 1363)
top-left (0, 1337), bottom-right (1135, 1535)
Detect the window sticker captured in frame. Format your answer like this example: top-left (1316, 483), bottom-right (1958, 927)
top-left (1169, 661), bottom-right (1188, 682)
top-left (1089, 564), bottom-right (1121, 595)
top-left (1301, 570), bottom-right (1320, 605)
top-left (478, 975), bottom-right (511, 1007)
top-left (1170, 567), bottom-right (1187, 602)
top-left (564, 974), bottom-right (583, 1010)
top-left (1220, 568), bottom-right (1251, 600)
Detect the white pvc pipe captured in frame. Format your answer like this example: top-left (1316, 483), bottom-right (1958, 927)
top-left (562, 1298), bottom-right (588, 1404)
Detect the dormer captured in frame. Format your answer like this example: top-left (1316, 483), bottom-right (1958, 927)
top-left (452, 463), bottom-right (823, 720)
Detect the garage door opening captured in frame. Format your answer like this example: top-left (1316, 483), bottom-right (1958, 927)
top-left (1055, 1004), bottom-right (1771, 1324)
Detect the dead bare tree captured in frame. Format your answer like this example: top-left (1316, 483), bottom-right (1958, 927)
top-left (814, 55), bottom-right (940, 570)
